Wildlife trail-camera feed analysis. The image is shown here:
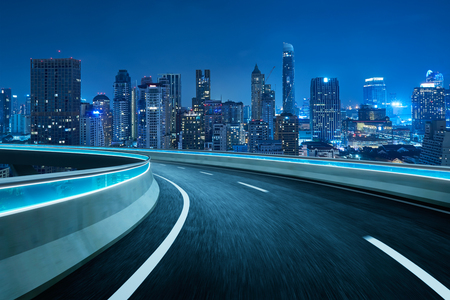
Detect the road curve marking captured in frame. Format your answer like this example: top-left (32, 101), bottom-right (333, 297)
top-left (364, 236), bottom-right (450, 300)
top-left (109, 174), bottom-right (190, 300)
top-left (177, 167), bottom-right (185, 169)
top-left (200, 171), bottom-right (213, 175)
top-left (238, 182), bottom-right (268, 193)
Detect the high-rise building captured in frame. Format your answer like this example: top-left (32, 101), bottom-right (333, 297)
top-left (204, 99), bottom-right (222, 144)
top-left (193, 69), bottom-right (210, 116)
top-left (159, 73), bottom-right (181, 138)
top-left (112, 70), bottom-right (131, 145)
top-left (80, 103), bottom-right (105, 147)
top-left (0, 88), bottom-right (12, 134)
top-left (243, 105), bottom-right (251, 123)
top-left (363, 78), bottom-right (387, 108)
top-left (261, 84), bottom-right (275, 139)
top-left (248, 120), bottom-right (269, 153)
top-left (10, 114), bottom-right (31, 135)
top-left (137, 80), bottom-right (168, 149)
top-left (310, 77), bottom-right (341, 143)
top-left (274, 113), bottom-right (299, 156)
top-left (426, 70), bottom-right (444, 88)
top-left (411, 82), bottom-right (445, 139)
top-left (222, 100), bottom-right (243, 124)
top-left (251, 64), bottom-right (264, 120)
top-left (30, 58), bottom-right (81, 145)
top-left (282, 42), bottom-right (295, 115)
top-left (131, 86), bottom-right (137, 140)
top-left (181, 111), bottom-right (203, 150)
top-left (419, 120), bottom-right (450, 166)
top-left (93, 94), bottom-right (113, 146)
top-left (226, 123), bottom-right (245, 150)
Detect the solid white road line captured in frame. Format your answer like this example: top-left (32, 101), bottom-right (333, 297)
top-left (237, 182), bottom-right (268, 193)
top-left (109, 174), bottom-right (190, 300)
top-left (200, 171), bottom-right (213, 175)
top-left (364, 236), bottom-right (450, 300)
top-left (177, 167), bottom-right (185, 169)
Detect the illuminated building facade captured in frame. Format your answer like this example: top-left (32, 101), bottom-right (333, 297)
top-left (363, 77), bottom-right (387, 108)
top-left (112, 70), bottom-right (131, 145)
top-left (274, 113), bottom-right (299, 156)
top-left (0, 88), bottom-right (11, 134)
top-left (261, 84), bottom-right (275, 139)
top-left (80, 103), bottom-right (105, 147)
top-left (426, 70), bottom-right (444, 88)
top-left (411, 82), bottom-right (445, 139)
top-left (419, 120), bottom-right (450, 166)
top-left (310, 77), bottom-right (341, 143)
top-left (248, 120), bottom-right (269, 153)
top-left (251, 64), bottom-right (264, 120)
top-left (30, 58), bottom-right (81, 145)
top-left (92, 94), bottom-right (112, 146)
top-left (282, 42), bottom-right (295, 115)
top-left (222, 100), bottom-right (243, 124)
top-left (181, 111), bottom-right (203, 150)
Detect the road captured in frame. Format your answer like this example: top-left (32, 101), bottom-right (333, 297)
top-left (35, 161), bottom-right (450, 299)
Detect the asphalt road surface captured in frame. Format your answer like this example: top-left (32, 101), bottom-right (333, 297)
top-left (35, 161), bottom-right (450, 299)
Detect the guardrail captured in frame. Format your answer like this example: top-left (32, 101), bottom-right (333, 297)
top-left (0, 146), bottom-right (159, 300)
top-left (133, 149), bottom-right (450, 208)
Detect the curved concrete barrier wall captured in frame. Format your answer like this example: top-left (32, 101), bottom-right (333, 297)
top-left (143, 151), bottom-right (450, 208)
top-left (0, 149), bottom-right (159, 300)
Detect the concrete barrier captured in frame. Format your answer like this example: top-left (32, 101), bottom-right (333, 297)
top-left (143, 151), bottom-right (450, 208)
top-left (0, 160), bottom-right (159, 300)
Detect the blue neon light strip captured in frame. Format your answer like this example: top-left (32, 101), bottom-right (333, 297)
top-left (136, 149), bottom-right (450, 181)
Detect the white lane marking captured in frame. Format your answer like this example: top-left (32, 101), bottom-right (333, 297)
top-left (237, 182), bottom-right (268, 193)
top-left (200, 171), bottom-right (213, 176)
top-left (158, 164), bottom-right (166, 166)
top-left (364, 236), bottom-right (450, 300)
top-left (109, 174), bottom-right (190, 300)
top-left (178, 167), bottom-right (185, 169)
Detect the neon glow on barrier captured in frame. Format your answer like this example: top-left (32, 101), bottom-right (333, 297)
top-left (0, 145), bottom-right (150, 215)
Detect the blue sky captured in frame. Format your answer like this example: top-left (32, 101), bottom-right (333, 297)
top-left (1, 0), bottom-right (449, 108)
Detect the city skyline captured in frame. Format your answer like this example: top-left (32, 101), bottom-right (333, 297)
top-left (1, 0), bottom-right (450, 109)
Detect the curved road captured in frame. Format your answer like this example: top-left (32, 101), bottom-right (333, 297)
top-left (35, 161), bottom-right (450, 299)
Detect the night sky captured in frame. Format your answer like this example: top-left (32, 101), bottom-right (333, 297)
top-left (1, 0), bottom-right (449, 108)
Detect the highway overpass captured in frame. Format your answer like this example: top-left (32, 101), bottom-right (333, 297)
top-left (1, 145), bottom-right (450, 299)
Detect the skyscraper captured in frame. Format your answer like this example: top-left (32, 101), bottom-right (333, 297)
top-left (282, 42), bottom-right (295, 115)
top-left (0, 88), bottom-right (12, 134)
top-left (112, 70), bottom-right (131, 145)
top-left (251, 64), bottom-right (264, 120)
top-left (159, 73), bottom-right (181, 137)
top-left (137, 80), bottom-right (168, 149)
top-left (411, 82), bottom-right (445, 139)
top-left (363, 77), bottom-right (387, 108)
top-left (261, 84), bottom-right (275, 139)
top-left (248, 120), bottom-right (269, 153)
top-left (80, 103), bottom-right (105, 147)
top-left (92, 94), bottom-right (113, 146)
top-left (310, 77), bottom-right (341, 143)
top-left (30, 58), bottom-right (81, 145)
top-left (222, 100), bottom-right (243, 124)
top-left (193, 69), bottom-right (210, 116)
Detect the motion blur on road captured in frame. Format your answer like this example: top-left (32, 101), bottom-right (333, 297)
top-left (35, 161), bottom-right (450, 300)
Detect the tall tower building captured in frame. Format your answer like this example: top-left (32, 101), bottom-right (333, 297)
top-left (159, 73), bottom-right (181, 136)
top-left (310, 77), bottom-right (341, 143)
top-left (363, 77), bottom-right (387, 108)
top-left (112, 70), bottom-right (132, 145)
top-left (93, 94), bottom-right (113, 146)
top-left (222, 100), bottom-right (243, 124)
top-left (30, 58), bottom-right (81, 145)
top-left (0, 88), bottom-right (12, 134)
top-left (411, 82), bottom-right (445, 139)
top-left (251, 64), bottom-right (264, 120)
top-left (248, 120), bottom-right (269, 153)
top-left (193, 69), bottom-right (210, 115)
top-left (136, 80), bottom-right (168, 149)
top-left (282, 42), bottom-right (295, 115)
top-left (261, 84), bottom-right (275, 139)
top-left (80, 103), bottom-right (105, 147)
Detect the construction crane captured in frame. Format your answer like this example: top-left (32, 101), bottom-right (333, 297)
top-left (266, 66), bottom-right (275, 82)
